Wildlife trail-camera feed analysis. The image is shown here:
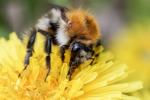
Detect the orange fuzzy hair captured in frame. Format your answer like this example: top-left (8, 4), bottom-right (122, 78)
top-left (66, 9), bottom-right (101, 45)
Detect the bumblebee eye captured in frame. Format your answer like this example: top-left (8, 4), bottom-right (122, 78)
top-left (71, 42), bottom-right (81, 52)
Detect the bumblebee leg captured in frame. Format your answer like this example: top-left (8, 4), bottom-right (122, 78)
top-left (18, 29), bottom-right (37, 77)
top-left (90, 40), bottom-right (102, 65)
top-left (90, 53), bottom-right (97, 65)
top-left (68, 66), bottom-right (74, 80)
top-left (60, 45), bottom-right (68, 61)
top-left (90, 60), bottom-right (95, 65)
top-left (68, 59), bottom-right (79, 80)
top-left (68, 51), bottom-right (78, 80)
top-left (44, 34), bottom-right (52, 81)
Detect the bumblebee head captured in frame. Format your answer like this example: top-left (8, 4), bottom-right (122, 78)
top-left (69, 41), bottom-right (94, 66)
top-left (64, 9), bottom-right (101, 66)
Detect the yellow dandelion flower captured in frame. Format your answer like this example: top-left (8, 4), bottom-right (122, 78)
top-left (110, 23), bottom-right (150, 100)
top-left (0, 32), bottom-right (142, 100)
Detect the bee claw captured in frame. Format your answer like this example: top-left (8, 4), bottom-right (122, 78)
top-left (18, 73), bottom-right (21, 78)
top-left (68, 64), bottom-right (78, 80)
top-left (18, 65), bottom-right (28, 78)
top-left (44, 76), bottom-right (48, 82)
top-left (68, 70), bottom-right (72, 80)
top-left (44, 69), bottom-right (50, 82)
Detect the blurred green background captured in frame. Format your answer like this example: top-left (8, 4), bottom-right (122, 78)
top-left (0, 0), bottom-right (150, 38)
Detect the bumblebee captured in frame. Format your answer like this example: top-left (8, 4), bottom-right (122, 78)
top-left (22, 5), bottom-right (101, 80)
